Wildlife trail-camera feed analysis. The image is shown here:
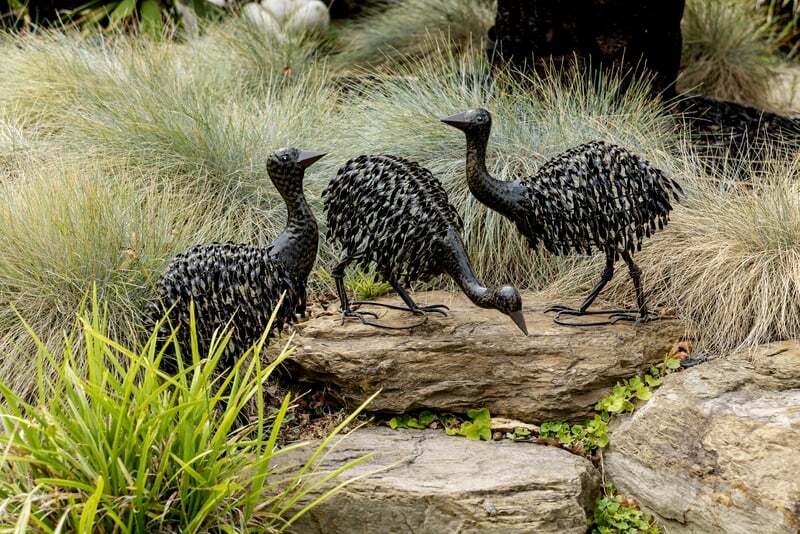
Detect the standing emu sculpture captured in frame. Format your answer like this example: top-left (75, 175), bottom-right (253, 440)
top-left (442, 109), bottom-right (682, 326)
top-left (323, 154), bottom-right (528, 334)
top-left (150, 147), bottom-right (325, 370)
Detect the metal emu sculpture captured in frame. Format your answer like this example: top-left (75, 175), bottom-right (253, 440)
top-left (323, 154), bottom-right (528, 334)
top-left (150, 147), bottom-right (325, 370)
top-left (442, 109), bottom-right (683, 326)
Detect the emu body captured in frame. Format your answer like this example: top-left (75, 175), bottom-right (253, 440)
top-left (323, 154), bottom-right (528, 334)
top-left (150, 148), bottom-right (324, 370)
top-left (442, 109), bottom-right (682, 325)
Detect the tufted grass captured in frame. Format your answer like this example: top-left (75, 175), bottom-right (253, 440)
top-left (0, 300), bottom-right (373, 531)
top-left (0, 158), bottom-right (246, 399)
top-left (680, 0), bottom-right (781, 107)
top-left (556, 145), bottom-right (800, 355)
top-left (332, 0), bottom-right (495, 68)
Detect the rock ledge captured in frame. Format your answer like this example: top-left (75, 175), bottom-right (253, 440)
top-left (288, 291), bottom-right (684, 422)
top-left (606, 341), bottom-right (800, 533)
top-left (286, 427), bottom-right (601, 533)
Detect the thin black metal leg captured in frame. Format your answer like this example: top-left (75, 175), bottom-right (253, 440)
top-left (546, 252), bottom-right (632, 325)
top-left (607, 252), bottom-right (659, 324)
top-left (297, 288), bottom-right (308, 318)
top-left (393, 284), bottom-right (449, 316)
top-left (332, 256), bottom-right (379, 325)
top-left (333, 261), bottom-right (432, 330)
top-left (350, 281), bottom-right (447, 329)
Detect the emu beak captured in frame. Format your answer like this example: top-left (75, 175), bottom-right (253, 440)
top-left (508, 310), bottom-right (528, 336)
top-left (440, 112), bottom-right (469, 129)
top-left (297, 150), bottom-right (326, 169)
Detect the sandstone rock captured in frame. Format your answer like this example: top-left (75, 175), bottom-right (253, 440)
top-left (287, 291), bottom-right (684, 422)
top-left (286, 427), bottom-right (601, 533)
top-left (605, 340), bottom-right (800, 533)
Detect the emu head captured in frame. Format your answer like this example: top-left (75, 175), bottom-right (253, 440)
top-left (267, 147), bottom-right (326, 193)
top-left (490, 285), bottom-right (528, 335)
top-left (440, 108), bottom-right (492, 136)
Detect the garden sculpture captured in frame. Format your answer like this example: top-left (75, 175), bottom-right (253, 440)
top-left (442, 109), bottom-right (683, 326)
top-left (323, 154), bottom-right (528, 334)
top-left (150, 147), bottom-right (325, 369)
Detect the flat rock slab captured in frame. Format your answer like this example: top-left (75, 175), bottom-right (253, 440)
top-left (289, 291), bottom-right (683, 422)
top-left (605, 341), bottom-right (800, 533)
top-left (286, 427), bottom-right (600, 533)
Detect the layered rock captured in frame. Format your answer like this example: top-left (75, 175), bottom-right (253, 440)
top-left (287, 291), bottom-right (684, 422)
top-left (605, 341), bottom-right (800, 533)
top-left (285, 427), bottom-right (601, 533)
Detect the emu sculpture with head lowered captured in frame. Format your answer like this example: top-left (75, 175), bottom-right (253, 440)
top-left (442, 108), bottom-right (683, 326)
top-left (323, 154), bottom-right (528, 335)
top-left (150, 147), bottom-right (325, 370)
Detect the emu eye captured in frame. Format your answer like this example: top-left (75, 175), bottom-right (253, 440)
top-left (281, 155), bottom-right (289, 162)
top-left (476, 115), bottom-right (485, 123)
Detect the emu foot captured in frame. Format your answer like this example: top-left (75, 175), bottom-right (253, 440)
top-left (340, 308), bottom-right (379, 326)
top-left (546, 304), bottom-right (661, 327)
top-left (341, 304), bottom-right (429, 330)
top-left (544, 304), bottom-right (631, 316)
top-left (680, 352), bottom-right (708, 369)
top-left (545, 304), bottom-right (631, 326)
top-left (352, 301), bottom-right (449, 317)
top-left (607, 310), bottom-right (660, 325)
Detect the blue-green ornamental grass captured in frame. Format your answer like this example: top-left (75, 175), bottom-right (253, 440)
top-left (0, 295), bottom-right (374, 532)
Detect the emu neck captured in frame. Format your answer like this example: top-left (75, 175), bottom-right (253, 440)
top-left (270, 187), bottom-right (318, 282)
top-left (440, 228), bottom-right (493, 309)
top-left (465, 132), bottom-right (521, 219)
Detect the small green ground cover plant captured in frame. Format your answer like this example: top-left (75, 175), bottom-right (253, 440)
top-left (385, 353), bottom-right (682, 450)
top-left (389, 408), bottom-right (492, 441)
top-left (539, 354), bottom-right (681, 455)
top-left (592, 484), bottom-right (660, 534)
top-left (0, 297), bottom-right (373, 532)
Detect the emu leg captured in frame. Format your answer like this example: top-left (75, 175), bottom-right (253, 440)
top-left (296, 288), bottom-right (308, 318)
top-left (608, 251), bottom-right (659, 324)
top-left (332, 256), bottom-right (379, 326)
top-left (395, 285), bottom-right (450, 316)
top-left (545, 252), bottom-right (632, 326)
top-left (350, 281), bottom-right (449, 329)
top-left (334, 262), bottom-right (431, 330)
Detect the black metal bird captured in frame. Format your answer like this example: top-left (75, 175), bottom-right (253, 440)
top-left (442, 108), bottom-right (683, 326)
top-left (323, 154), bottom-right (528, 334)
top-left (150, 147), bottom-right (325, 370)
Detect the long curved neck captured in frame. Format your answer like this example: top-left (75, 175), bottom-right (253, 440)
top-left (465, 130), bottom-right (521, 220)
top-left (270, 185), bottom-right (318, 282)
top-left (439, 228), bottom-right (494, 309)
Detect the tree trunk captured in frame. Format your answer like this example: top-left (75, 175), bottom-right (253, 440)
top-left (488, 0), bottom-right (685, 98)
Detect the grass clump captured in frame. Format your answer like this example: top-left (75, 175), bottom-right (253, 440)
top-left (0, 159), bottom-right (242, 398)
top-left (202, 17), bottom-right (333, 94)
top-left (0, 300), bottom-right (372, 532)
top-left (333, 0), bottom-right (495, 68)
top-left (680, 0), bottom-right (779, 106)
top-left (337, 45), bottom-right (677, 288)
